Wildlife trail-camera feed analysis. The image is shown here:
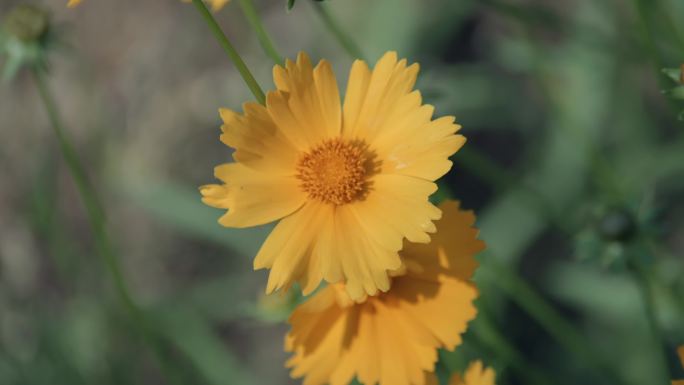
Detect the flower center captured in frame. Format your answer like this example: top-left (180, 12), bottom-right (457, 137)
top-left (296, 138), bottom-right (368, 205)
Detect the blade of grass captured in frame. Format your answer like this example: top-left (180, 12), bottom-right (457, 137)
top-left (32, 68), bottom-right (184, 385)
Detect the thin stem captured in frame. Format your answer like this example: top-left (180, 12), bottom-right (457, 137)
top-left (31, 68), bottom-right (182, 385)
top-left (629, 261), bottom-right (671, 384)
top-left (311, 2), bottom-right (365, 61)
top-left (192, 0), bottom-right (266, 104)
top-left (482, 255), bottom-right (626, 384)
top-left (237, 0), bottom-right (283, 65)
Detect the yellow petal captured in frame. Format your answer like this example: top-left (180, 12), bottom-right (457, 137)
top-left (255, 202), bottom-right (328, 294)
top-left (285, 201), bottom-right (484, 385)
top-left (67, 0), bottom-right (83, 7)
top-left (343, 52), bottom-right (420, 141)
top-left (180, 0), bottom-right (230, 12)
top-left (208, 163), bottom-right (305, 228)
top-left (208, 0), bottom-right (230, 11)
top-left (368, 174), bottom-right (441, 244)
top-left (219, 103), bottom-right (299, 175)
top-left (269, 53), bottom-right (341, 149)
top-left (379, 115), bottom-right (465, 180)
top-left (402, 200), bottom-right (484, 282)
top-left (449, 361), bottom-right (496, 385)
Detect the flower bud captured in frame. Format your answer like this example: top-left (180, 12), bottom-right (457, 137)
top-left (3, 4), bottom-right (49, 42)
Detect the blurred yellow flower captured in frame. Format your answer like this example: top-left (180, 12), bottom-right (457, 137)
top-left (201, 51), bottom-right (465, 300)
top-left (447, 361), bottom-right (496, 385)
top-left (284, 201), bottom-right (483, 385)
top-left (68, 0), bottom-right (230, 11)
top-left (181, 0), bottom-right (231, 12)
top-left (674, 346), bottom-right (684, 385)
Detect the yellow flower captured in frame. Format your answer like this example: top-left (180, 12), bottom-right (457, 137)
top-left (181, 0), bottom-right (231, 12)
top-left (201, 52), bottom-right (466, 300)
top-left (674, 346), bottom-right (684, 385)
top-left (284, 201), bottom-right (483, 385)
top-left (447, 361), bottom-right (496, 385)
top-left (68, 0), bottom-right (230, 12)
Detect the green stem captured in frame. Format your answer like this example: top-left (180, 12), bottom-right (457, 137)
top-left (628, 262), bottom-right (671, 384)
top-left (482, 255), bottom-right (626, 384)
top-left (237, 0), bottom-right (283, 65)
top-left (192, 0), bottom-right (266, 104)
top-left (31, 68), bottom-right (182, 385)
top-left (312, 2), bottom-right (365, 60)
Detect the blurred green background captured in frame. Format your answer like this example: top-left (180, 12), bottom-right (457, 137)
top-left (1, 0), bottom-right (684, 384)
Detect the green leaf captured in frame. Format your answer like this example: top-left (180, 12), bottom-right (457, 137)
top-left (662, 67), bottom-right (682, 83)
top-left (287, 0), bottom-right (295, 11)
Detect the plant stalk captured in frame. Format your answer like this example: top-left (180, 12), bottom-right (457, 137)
top-left (237, 0), bottom-right (283, 65)
top-left (32, 68), bottom-right (182, 385)
top-left (192, 0), bottom-right (266, 104)
top-left (311, 2), bottom-right (365, 60)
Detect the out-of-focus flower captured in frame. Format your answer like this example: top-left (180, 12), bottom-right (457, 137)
top-left (181, 0), bottom-right (231, 12)
top-left (284, 201), bottom-right (483, 385)
top-left (673, 346), bottom-right (684, 385)
top-left (69, 0), bottom-right (231, 12)
top-left (0, 4), bottom-right (53, 80)
top-left (201, 51), bottom-right (465, 300)
top-left (447, 361), bottom-right (496, 385)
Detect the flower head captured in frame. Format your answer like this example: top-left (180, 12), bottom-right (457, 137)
top-left (69, 0), bottom-right (231, 12)
top-left (284, 201), bottom-right (483, 385)
top-left (447, 361), bottom-right (496, 385)
top-left (201, 51), bottom-right (466, 299)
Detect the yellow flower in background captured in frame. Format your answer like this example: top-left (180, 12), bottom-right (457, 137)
top-left (673, 346), bottom-right (684, 385)
top-left (181, 0), bottom-right (231, 12)
top-left (284, 201), bottom-right (483, 385)
top-left (447, 361), bottom-right (496, 385)
top-left (201, 52), bottom-right (466, 300)
top-left (68, 0), bottom-right (230, 11)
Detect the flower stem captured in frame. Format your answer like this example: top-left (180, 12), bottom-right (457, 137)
top-left (311, 1), bottom-right (366, 61)
top-left (482, 255), bottom-right (626, 384)
top-left (31, 68), bottom-right (183, 385)
top-left (192, 0), bottom-right (266, 104)
top-left (237, 0), bottom-right (283, 65)
top-left (628, 261), bottom-right (671, 385)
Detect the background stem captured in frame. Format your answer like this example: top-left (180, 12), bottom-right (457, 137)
top-left (629, 261), bottom-right (671, 385)
top-left (311, 2), bottom-right (365, 60)
top-left (237, 0), bottom-right (283, 65)
top-left (192, 0), bottom-right (266, 104)
top-left (31, 68), bottom-right (183, 385)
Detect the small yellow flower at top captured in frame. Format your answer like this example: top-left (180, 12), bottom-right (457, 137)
top-left (68, 0), bottom-right (230, 12)
top-left (181, 0), bottom-right (231, 12)
top-left (447, 361), bottom-right (496, 385)
top-left (201, 51), bottom-right (467, 301)
top-left (284, 201), bottom-right (484, 385)
top-left (673, 346), bottom-right (684, 385)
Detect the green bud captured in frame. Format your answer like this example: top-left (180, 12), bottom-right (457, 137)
top-left (598, 208), bottom-right (636, 243)
top-left (3, 4), bottom-right (49, 42)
